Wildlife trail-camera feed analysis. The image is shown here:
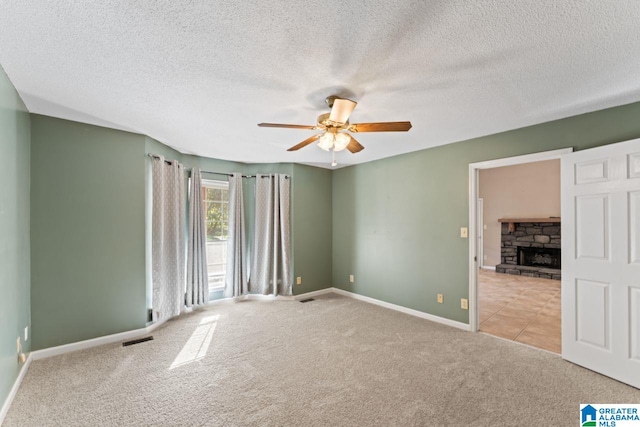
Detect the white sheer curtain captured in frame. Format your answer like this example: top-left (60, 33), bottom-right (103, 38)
top-left (151, 155), bottom-right (186, 320)
top-left (224, 173), bottom-right (248, 297)
top-left (249, 174), bottom-right (292, 296)
top-left (186, 167), bottom-right (209, 307)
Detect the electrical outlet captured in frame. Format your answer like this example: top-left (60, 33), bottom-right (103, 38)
top-left (460, 227), bottom-right (468, 238)
top-left (483, 224), bottom-right (487, 230)
top-left (461, 298), bottom-right (469, 310)
top-left (483, 254), bottom-right (488, 260)
top-left (296, 276), bottom-right (302, 285)
top-left (437, 293), bottom-right (444, 304)
top-left (24, 326), bottom-right (28, 341)
top-left (349, 275), bottom-right (354, 283)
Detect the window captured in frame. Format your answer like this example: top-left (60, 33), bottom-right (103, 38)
top-left (202, 180), bottom-right (229, 293)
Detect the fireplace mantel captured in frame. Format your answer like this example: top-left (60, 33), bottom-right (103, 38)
top-left (498, 217), bottom-right (561, 232)
top-left (498, 217), bottom-right (561, 223)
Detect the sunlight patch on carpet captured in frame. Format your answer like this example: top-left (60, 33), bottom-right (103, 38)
top-left (170, 315), bottom-right (218, 369)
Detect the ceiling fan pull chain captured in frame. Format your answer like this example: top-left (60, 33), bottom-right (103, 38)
top-left (331, 149), bottom-right (337, 167)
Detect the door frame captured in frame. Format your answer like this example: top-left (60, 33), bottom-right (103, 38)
top-left (467, 148), bottom-right (573, 332)
top-left (477, 198), bottom-right (486, 269)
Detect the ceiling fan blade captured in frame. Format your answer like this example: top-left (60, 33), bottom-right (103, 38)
top-left (258, 123), bottom-right (317, 130)
top-left (349, 121), bottom-right (412, 133)
top-left (346, 135), bottom-right (365, 153)
top-left (287, 134), bottom-right (321, 151)
top-left (328, 98), bottom-right (357, 124)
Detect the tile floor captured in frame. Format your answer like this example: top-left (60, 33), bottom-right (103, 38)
top-left (478, 268), bottom-right (561, 353)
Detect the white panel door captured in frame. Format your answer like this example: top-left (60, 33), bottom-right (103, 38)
top-left (562, 137), bottom-right (640, 388)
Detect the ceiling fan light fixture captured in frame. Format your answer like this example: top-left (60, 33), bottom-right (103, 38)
top-left (333, 132), bottom-right (350, 151)
top-left (317, 132), bottom-right (334, 151)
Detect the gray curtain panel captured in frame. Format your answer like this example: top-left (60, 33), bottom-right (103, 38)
top-left (224, 173), bottom-right (248, 297)
top-left (151, 155), bottom-right (186, 320)
top-left (249, 174), bottom-right (292, 296)
top-left (186, 168), bottom-right (209, 307)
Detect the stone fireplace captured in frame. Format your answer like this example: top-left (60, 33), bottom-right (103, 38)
top-left (495, 218), bottom-right (561, 280)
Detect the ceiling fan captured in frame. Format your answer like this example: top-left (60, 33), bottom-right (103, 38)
top-left (258, 96), bottom-right (412, 163)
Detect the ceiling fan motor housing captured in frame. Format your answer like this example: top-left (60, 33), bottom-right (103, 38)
top-left (317, 113), bottom-right (348, 129)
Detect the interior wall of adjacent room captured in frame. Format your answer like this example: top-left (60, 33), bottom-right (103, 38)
top-left (478, 160), bottom-right (560, 267)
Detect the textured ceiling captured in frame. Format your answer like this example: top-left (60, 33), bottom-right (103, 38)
top-left (1, 1), bottom-right (640, 168)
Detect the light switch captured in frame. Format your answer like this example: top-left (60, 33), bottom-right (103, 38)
top-left (460, 227), bottom-right (468, 238)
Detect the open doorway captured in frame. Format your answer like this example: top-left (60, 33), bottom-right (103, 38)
top-left (468, 149), bottom-right (572, 353)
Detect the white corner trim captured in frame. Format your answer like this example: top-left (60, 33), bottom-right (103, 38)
top-left (293, 288), bottom-right (335, 300)
top-left (31, 317), bottom-right (169, 361)
top-left (0, 354), bottom-right (32, 425)
top-left (329, 288), bottom-right (471, 331)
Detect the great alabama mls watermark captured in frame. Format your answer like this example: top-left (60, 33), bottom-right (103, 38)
top-left (581, 404), bottom-right (640, 427)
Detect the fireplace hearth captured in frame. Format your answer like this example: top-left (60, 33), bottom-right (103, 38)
top-left (495, 218), bottom-right (561, 280)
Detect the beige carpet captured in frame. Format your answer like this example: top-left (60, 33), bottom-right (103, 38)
top-left (4, 294), bottom-right (639, 426)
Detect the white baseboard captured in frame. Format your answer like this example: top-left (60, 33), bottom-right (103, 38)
top-left (30, 287), bottom-right (468, 361)
top-left (206, 294), bottom-right (298, 304)
top-left (3, 318), bottom-right (171, 422)
top-left (243, 294), bottom-right (295, 301)
top-left (294, 288), bottom-right (334, 300)
top-left (0, 354), bottom-right (32, 425)
top-left (13, 286), bottom-right (467, 413)
top-left (31, 317), bottom-right (169, 361)
top-left (28, 294), bottom-right (297, 360)
top-left (3, 286), bottom-right (470, 422)
top-left (329, 288), bottom-right (471, 331)
top-left (480, 266), bottom-right (496, 271)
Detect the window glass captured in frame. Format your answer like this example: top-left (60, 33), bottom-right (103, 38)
top-left (202, 180), bottom-right (229, 293)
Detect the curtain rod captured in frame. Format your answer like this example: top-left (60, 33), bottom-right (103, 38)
top-left (146, 153), bottom-right (290, 179)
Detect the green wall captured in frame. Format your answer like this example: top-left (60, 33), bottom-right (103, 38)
top-left (292, 164), bottom-right (333, 294)
top-left (0, 67), bottom-right (31, 411)
top-left (30, 115), bottom-right (147, 349)
top-left (332, 101), bottom-right (640, 323)
top-left (27, 94), bottom-right (640, 352)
